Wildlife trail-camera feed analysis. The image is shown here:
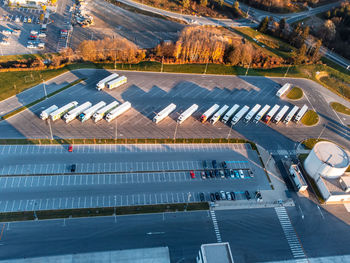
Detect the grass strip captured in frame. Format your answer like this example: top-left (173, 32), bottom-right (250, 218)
top-left (302, 138), bottom-right (328, 150)
top-left (286, 86), bottom-right (303, 100)
top-left (0, 202), bottom-right (209, 222)
top-left (301, 110), bottom-right (319, 126)
top-left (1, 79), bottom-right (85, 120)
top-left (330, 102), bottom-right (350, 116)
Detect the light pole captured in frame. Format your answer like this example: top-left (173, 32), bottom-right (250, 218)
top-left (42, 79), bottom-right (47, 99)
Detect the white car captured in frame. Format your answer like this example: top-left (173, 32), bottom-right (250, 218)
top-left (239, 169), bottom-right (244, 178)
top-left (0, 41), bottom-right (9, 45)
top-left (38, 33), bottom-right (46, 38)
top-left (30, 30), bottom-right (38, 35)
top-left (26, 44), bottom-right (36, 48)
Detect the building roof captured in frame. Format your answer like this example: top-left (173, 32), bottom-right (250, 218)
top-left (201, 243), bottom-right (234, 263)
top-left (0, 247), bottom-right (170, 263)
top-left (313, 141), bottom-right (350, 169)
top-left (321, 177), bottom-right (349, 195)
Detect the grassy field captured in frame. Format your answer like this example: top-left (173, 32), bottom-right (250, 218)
top-left (302, 138), bottom-right (327, 149)
top-left (0, 68), bottom-right (68, 101)
top-left (301, 110), bottom-right (319, 126)
top-left (286, 86), bottom-right (303, 100)
top-left (330, 102), bottom-right (350, 115)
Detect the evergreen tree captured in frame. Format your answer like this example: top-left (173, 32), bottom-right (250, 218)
top-left (258, 17), bottom-right (269, 33)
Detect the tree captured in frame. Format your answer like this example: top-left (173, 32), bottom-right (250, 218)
top-left (232, 1), bottom-right (240, 16)
top-left (227, 46), bottom-right (241, 65)
top-left (200, 0), bottom-right (207, 7)
top-left (301, 26), bottom-right (310, 42)
top-left (218, 0), bottom-right (224, 8)
top-left (258, 16), bottom-right (269, 33)
top-left (311, 39), bottom-right (322, 62)
top-left (279, 18), bottom-right (286, 32)
top-left (321, 19), bottom-right (336, 42)
top-left (294, 43), bottom-right (307, 64)
top-left (182, 0), bottom-right (190, 9)
top-left (39, 13), bottom-right (44, 21)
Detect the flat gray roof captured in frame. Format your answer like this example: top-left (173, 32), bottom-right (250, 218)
top-left (201, 243), bottom-right (234, 263)
top-left (0, 247), bottom-right (170, 263)
top-left (314, 142), bottom-right (350, 169)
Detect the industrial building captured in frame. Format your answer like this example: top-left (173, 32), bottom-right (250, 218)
top-left (8, 0), bottom-right (47, 7)
top-left (304, 141), bottom-right (350, 203)
top-left (196, 242), bottom-right (234, 263)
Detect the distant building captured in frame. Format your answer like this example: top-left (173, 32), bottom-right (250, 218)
top-left (8, 0), bottom-right (48, 7)
top-left (197, 243), bottom-right (234, 263)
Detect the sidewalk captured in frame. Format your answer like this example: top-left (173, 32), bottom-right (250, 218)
top-left (213, 144), bottom-right (294, 211)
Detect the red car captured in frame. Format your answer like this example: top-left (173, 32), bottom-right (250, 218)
top-left (190, 170), bottom-right (195, 178)
top-left (68, 145), bottom-right (73, 152)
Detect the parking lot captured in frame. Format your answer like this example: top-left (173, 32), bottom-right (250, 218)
top-left (0, 143), bottom-right (269, 212)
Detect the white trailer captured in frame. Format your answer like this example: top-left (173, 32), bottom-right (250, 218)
top-left (92, 101), bottom-right (119, 123)
top-left (263, 104), bottom-right (280, 123)
top-left (294, 105), bottom-right (308, 123)
top-left (63, 102), bottom-right (92, 123)
top-left (283, 105), bottom-right (299, 124)
top-left (253, 104), bottom-right (270, 123)
top-left (106, 101), bottom-right (131, 122)
top-left (244, 104), bottom-right (261, 123)
top-left (40, 105), bottom-right (58, 120)
top-left (153, 103), bottom-right (176, 123)
top-left (96, 73), bottom-right (119, 91)
top-left (79, 101), bottom-right (106, 122)
top-left (276, 83), bottom-right (291, 97)
top-left (200, 104), bottom-right (220, 123)
top-left (231, 105), bottom-right (249, 125)
top-left (210, 105), bottom-right (229, 125)
top-left (273, 105), bottom-right (290, 124)
top-left (50, 101), bottom-right (78, 121)
top-left (106, 76), bottom-right (127, 90)
top-left (177, 104), bottom-right (198, 124)
top-left (222, 104), bottom-right (239, 124)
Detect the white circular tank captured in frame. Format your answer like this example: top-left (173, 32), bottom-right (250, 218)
top-left (304, 141), bottom-right (350, 179)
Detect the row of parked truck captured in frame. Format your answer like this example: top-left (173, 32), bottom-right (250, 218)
top-left (152, 102), bottom-right (308, 125)
top-left (39, 101), bottom-right (132, 123)
top-left (96, 73), bottom-right (127, 91)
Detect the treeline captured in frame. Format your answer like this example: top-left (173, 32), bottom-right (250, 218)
top-left (153, 26), bottom-right (284, 67)
top-left (258, 16), bottom-right (322, 64)
top-left (240, 0), bottom-right (325, 13)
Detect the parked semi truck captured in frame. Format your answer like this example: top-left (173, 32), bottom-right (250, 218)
top-left (273, 105), bottom-right (289, 124)
top-left (92, 101), bottom-right (119, 123)
top-left (264, 105), bottom-right (280, 123)
top-left (244, 104), bottom-right (261, 123)
top-left (253, 104), bottom-right (270, 123)
top-left (201, 104), bottom-right (219, 123)
top-left (50, 101), bottom-right (78, 121)
top-left (63, 102), bottom-right (92, 123)
top-left (40, 105), bottom-right (58, 120)
top-left (106, 76), bottom-right (127, 90)
top-left (283, 105), bottom-right (299, 124)
top-left (222, 104), bottom-right (239, 124)
top-left (177, 104), bottom-right (198, 124)
top-left (210, 105), bottom-right (229, 125)
top-left (294, 105), bottom-right (308, 123)
top-left (153, 103), bottom-right (176, 123)
top-left (106, 101), bottom-right (131, 122)
top-left (79, 101), bottom-right (106, 122)
top-left (276, 83), bottom-right (291, 97)
top-left (96, 73), bottom-right (119, 91)
top-left (231, 105), bottom-right (249, 125)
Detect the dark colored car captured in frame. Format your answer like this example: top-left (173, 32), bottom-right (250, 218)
top-left (215, 192), bottom-right (221, 201)
top-left (245, 190), bottom-right (251, 200)
top-left (199, 193), bottom-right (205, 202)
top-left (205, 170), bottom-right (210, 178)
top-left (71, 164), bottom-right (76, 172)
top-left (210, 193), bottom-right (215, 202)
top-left (221, 161), bottom-right (227, 169)
top-left (215, 169), bottom-right (219, 178)
top-left (255, 191), bottom-right (262, 201)
top-left (210, 170), bottom-right (214, 178)
top-left (201, 171), bottom-right (206, 179)
top-left (202, 160), bottom-right (207, 169)
top-left (212, 160), bottom-right (217, 169)
top-left (224, 169), bottom-right (230, 178)
top-left (230, 192), bottom-right (236, 200)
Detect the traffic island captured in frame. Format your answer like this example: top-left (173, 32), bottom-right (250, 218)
top-left (301, 110), bottom-right (319, 126)
top-left (0, 202), bottom-right (209, 222)
top-left (286, 86), bottom-right (303, 100)
top-left (330, 102), bottom-right (350, 116)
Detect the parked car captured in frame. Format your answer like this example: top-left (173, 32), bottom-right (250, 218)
top-left (245, 190), bottom-right (251, 200)
top-left (221, 161), bottom-right (227, 169)
top-left (0, 41), bottom-right (9, 45)
top-left (220, 191), bottom-right (226, 200)
top-left (230, 169), bottom-right (235, 179)
top-left (239, 169), bottom-right (244, 178)
top-left (68, 144), bottom-right (73, 152)
top-left (249, 169), bottom-right (254, 177)
top-left (199, 193), bottom-right (205, 202)
top-left (23, 17), bottom-right (27, 23)
top-left (190, 170), bottom-right (195, 179)
top-left (226, 192), bottom-right (231, 200)
top-left (215, 169), bottom-right (219, 178)
top-left (234, 170), bottom-right (240, 178)
top-left (224, 169), bottom-right (230, 178)
top-left (26, 44), bottom-right (36, 48)
top-left (219, 170), bottom-right (225, 178)
top-left (210, 170), bottom-right (214, 178)
top-left (212, 160), bottom-right (217, 169)
top-left (255, 191), bottom-right (262, 201)
top-left (30, 30), bottom-right (38, 35)
top-left (201, 171), bottom-right (206, 179)
top-left (210, 193), bottom-right (215, 202)
top-left (202, 160), bottom-right (207, 169)
top-left (205, 170), bottom-right (210, 178)
top-left (71, 164), bottom-right (76, 172)
top-left (215, 192), bottom-right (220, 201)
top-left (230, 192), bottom-right (236, 200)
